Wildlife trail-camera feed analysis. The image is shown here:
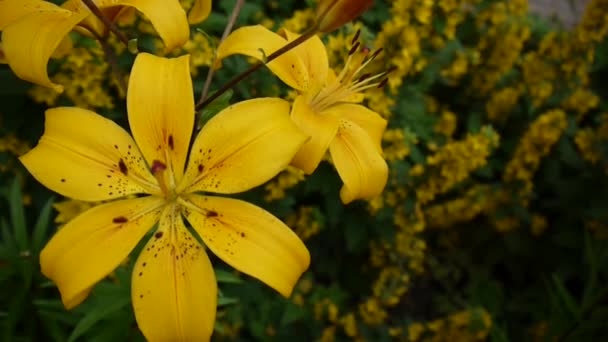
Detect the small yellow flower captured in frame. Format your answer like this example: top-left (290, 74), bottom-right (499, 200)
top-left (217, 26), bottom-right (389, 204)
top-left (20, 53), bottom-right (310, 341)
top-left (0, 0), bottom-right (210, 91)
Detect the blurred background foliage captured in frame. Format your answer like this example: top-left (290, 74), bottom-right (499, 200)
top-left (2, 0), bottom-right (608, 341)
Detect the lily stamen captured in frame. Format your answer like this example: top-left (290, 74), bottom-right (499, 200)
top-left (309, 32), bottom-right (391, 112)
top-left (151, 160), bottom-right (170, 197)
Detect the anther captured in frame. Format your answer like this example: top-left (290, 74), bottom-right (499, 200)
top-left (370, 48), bottom-right (384, 60)
top-left (351, 29), bottom-right (361, 45)
top-left (349, 41), bottom-right (360, 56)
top-left (377, 78), bottom-right (389, 89)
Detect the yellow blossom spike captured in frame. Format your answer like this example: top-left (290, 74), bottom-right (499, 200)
top-left (132, 204), bottom-right (216, 341)
top-left (182, 194), bottom-right (310, 297)
top-left (315, 0), bottom-right (374, 33)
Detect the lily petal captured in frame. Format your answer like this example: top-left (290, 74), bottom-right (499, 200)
top-left (324, 103), bottom-right (387, 152)
top-left (97, 0), bottom-right (189, 52)
top-left (188, 0), bottom-right (211, 24)
top-left (132, 204), bottom-right (216, 341)
top-left (40, 196), bottom-right (164, 309)
top-left (128, 53), bottom-right (194, 185)
top-left (290, 95), bottom-right (340, 174)
top-left (216, 25), bottom-right (310, 91)
top-left (180, 98), bottom-right (307, 194)
top-left (20, 107), bottom-right (159, 202)
top-left (0, 0), bottom-right (60, 30)
top-left (279, 29), bottom-right (328, 94)
top-left (329, 120), bottom-right (388, 204)
top-left (1, 4), bottom-right (88, 91)
top-left (182, 194), bottom-right (310, 297)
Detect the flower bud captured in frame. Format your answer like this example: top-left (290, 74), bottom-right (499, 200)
top-left (316, 0), bottom-right (374, 33)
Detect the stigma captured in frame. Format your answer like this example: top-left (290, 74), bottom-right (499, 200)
top-left (308, 30), bottom-right (393, 112)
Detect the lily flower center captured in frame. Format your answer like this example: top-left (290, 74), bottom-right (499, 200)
top-left (151, 159), bottom-right (178, 200)
top-left (308, 30), bottom-right (393, 113)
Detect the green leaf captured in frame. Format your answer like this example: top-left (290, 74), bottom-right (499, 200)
top-left (32, 197), bottom-right (54, 254)
top-left (218, 296), bottom-right (239, 306)
top-left (280, 302), bottom-right (307, 326)
top-left (67, 296), bottom-right (130, 342)
top-left (215, 269), bottom-right (242, 284)
top-left (197, 89), bottom-right (233, 128)
top-left (551, 274), bottom-right (582, 320)
top-left (8, 178), bottom-right (28, 251)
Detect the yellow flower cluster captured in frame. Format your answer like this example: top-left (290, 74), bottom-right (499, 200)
top-left (424, 185), bottom-right (495, 229)
top-left (264, 166), bottom-right (305, 201)
top-left (486, 86), bottom-right (521, 122)
top-left (29, 45), bottom-right (116, 109)
top-left (503, 109), bottom-right (567, 195)
top-left (382, 129), bottom-right (412, 162)
top-left (472, 1), bottom-right (530, 95)
top-left (416, 127), bottom-right (499, 205)
top-left (0, 133), bottom-right (30, 173)
top-left (405, 308), bottom-right (492, 342)
top-left (575, 113), bottom-right (608, 165)
top-left (373, 0), bottom-right (436, 93)
top-left (286, 206), bottom-right (322, 241)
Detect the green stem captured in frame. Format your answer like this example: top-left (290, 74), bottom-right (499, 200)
top-left (81, 0), bottom-right (132, 50)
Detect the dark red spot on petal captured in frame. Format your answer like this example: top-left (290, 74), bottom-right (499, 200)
top-left (118, 159), bottom-right (128, 175)
top-left (198, 164), bottom-right (204, 173)
top-left (206, 210), bottom-right (218, 218)
top-left (168, 135), bottom-right (174, 150)
top-left (113, 216), bottom-right (128, 224)
top-left (240, 232), bottom-right (246, 238)
top-left (155, 231), bottom-right (163, 239)
top-left (60, 178), bottom-right (66, 182)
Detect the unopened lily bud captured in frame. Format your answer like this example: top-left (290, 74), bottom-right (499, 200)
top-left (316, 0), bottom-right (374, 33)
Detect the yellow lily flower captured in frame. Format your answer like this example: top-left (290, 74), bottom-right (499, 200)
top-left (20, 53), bottom-right (310, 341)
top-left (0, 0), bottom-right (211, 92)
top-left (216, 25), bottom-right (389, 204)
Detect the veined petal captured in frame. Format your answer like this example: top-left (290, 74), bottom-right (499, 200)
top-left (0, 0), bottom-right (60, 30)
top-left (40, 196), bottom-right (164, 309)
top-left (2, 5), bottom-right (88, 91)
top-left (182, 194), bottom-right (310, 297)
top-left (188, 0), bottom-right (211, 24)
top-left (330, 120), bottom-right (388, 204)
top-left (290, 95), bottom-right (340, 174)
top-left (128, 53), bottom-right (194, 186)
top-left (279, 29), bottom-right (328, 94)
top-left (132, 204), bottom-right (216, 341)
top-left (179, 98), bottom-right (307, 194)
top-left (97, 0), bottom-right (189, 52)
top-left (20, 107), bottom-right (159, 202)
top-left (216, 25), bottom-right (310, 91)
top-left (324, 103), bottom-right (387, 153)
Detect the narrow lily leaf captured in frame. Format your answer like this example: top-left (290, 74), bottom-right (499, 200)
top-left (217, 296), bottom-right (239, 306)
top-left (552, 274), bottom-right (582, 320)
top-left (197, 89), bottom-right (233, 128)
top-left (67, 295), bottom-right (130, 342)
top-left (8, 178), bottom-right (27, 251)
top-left (32, 197), bottom-right (54, 253)
top-left (215, 269), bottom-right (242, 284)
